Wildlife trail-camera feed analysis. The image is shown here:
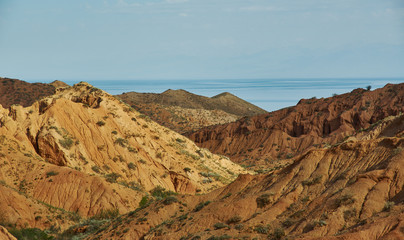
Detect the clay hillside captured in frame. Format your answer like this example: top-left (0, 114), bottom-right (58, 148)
top-left (0, 82), bottom-right (248, 237)
top-left (0, 77), bottom-right (57, 108)
top-left (74, 109), bottom-right (404, 240)
top-left (117, 89), bottom-right (267, 133)
top-left (187, 83), bottom-right (404, 171)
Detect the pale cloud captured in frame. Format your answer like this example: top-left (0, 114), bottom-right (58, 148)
top-left (179, 13), bottom-right (188, 17)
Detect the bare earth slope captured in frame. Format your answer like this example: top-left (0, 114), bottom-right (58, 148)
top-left (117, 89), bottom-right (267, 133)
top-left (85, 113), bottom-right (404, 240)
top-left (0, 82), bottom-right (248, 233)
top-left (187, 83), bottom-right (404, 169)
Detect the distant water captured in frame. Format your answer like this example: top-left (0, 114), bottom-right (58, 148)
top-left (58, 78), bottom-right (404, 112)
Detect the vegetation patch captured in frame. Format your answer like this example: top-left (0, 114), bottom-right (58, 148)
top-left (59, 136), bottom-right (74, 149)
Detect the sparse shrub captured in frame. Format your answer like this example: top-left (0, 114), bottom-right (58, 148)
top-left (139, 196), bottom-right (150, 208)
top-left (127, 146), bottom-right (138, 153)
top-left (59, 136), bottom-right (73, 149)
top-left (222, 193), bottom-right (232, 199)
top-left (194, 201), bottom-right (211, 212)
top-left (254, 224), bottom-right (269, 234)
top-left (226, 215), bottom-right (241, 224)
top-left (207, 235), bottom-right (232, 240)
top-left (302, 175), bottom-right (322, 186)
top-left (256, 193), bottom-right (272, 208)
top-left (139, 159), bottom-right (146, 164)
top-left (111, 130), bottom-right (118, 135)
top-left (9, 228), bottom-right (53, 240)
top-left (335, 194), bottom-right (355, 207)
top-left (91, 208), bottom-right (119, 220)
top-left (46, 171), bottom-right (58, 177)
top-left (366, 85), bottom-right (372, 91)
top-left (151, 186), bottom-right (177, 200)
top-left (105, 172), bottom-right (121, 183)
top-left (343, 208), bottom-right (357, 221)
top-left (285, 153), bottom-right (294, 159)
top-left (235, 224), bottom-right (244, 230)
top-left (162, 196), bottom-right (178, 205)
top-left (96, 120), bottom-right (105, 126)
top-left (176, 138), bottom-right (186, 143)
top-left (213, 222), bottom-right (228, 230)
top-left (127, 162), bottom-right (136, 170)
top-left (269, 228), bottom-right (285, 240)
top-left (91, 165), bottom-right (101, 173)
top-left (114, 138), bottom-right (128, 147)
top-left (282, 218), bottom-right (295, 228)
top-left (156, 152), bottom-right (163, 158)
top-left (183, 167), bottom-right (191, 173)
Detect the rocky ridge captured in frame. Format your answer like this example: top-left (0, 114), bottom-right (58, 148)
top-left (187, 83), bottom-right (404, 170)
top-left (117, 89), bottom-right (266, 133)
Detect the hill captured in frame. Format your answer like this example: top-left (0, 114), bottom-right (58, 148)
top-left (117, 89), bottom-right (267, 133)
top-left (76, 110), bottom-right (404, 239)
top-left (0, 77), bottom-right (56, 108)
top-left (0, 82), bottom-right (248, 233)
top-left (187, 83), bottom-right (404, 170)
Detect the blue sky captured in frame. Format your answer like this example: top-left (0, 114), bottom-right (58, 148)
top-left (0, 0), bottom-right (403, 81)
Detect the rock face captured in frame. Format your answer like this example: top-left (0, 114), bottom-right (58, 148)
top-left (0, 82), bottom-right (248, 231)
top-left (0, 77), bottom-right (55, 108)
top-left (85, 114), bottom-right (404, 240)
top-left (117, 89), bottom-right (267, 133)
top-left (187, 83), bottom-right (404, 169)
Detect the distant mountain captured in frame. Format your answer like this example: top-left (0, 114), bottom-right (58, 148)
top-left (187, 83), bottom-right (404, 169)
top-left (0, 77), bottom-right (56, 108)
top-left (117, 89), bottom-right (267, 133)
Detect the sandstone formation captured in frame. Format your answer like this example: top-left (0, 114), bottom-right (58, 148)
top-left (84, 113), bottom-right (404, 240)
top-left (187, 84), bottom-right (404, 170)
top-left (0, 82), bottom-right (248, 233)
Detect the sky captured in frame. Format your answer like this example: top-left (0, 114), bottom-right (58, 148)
top-left (0, 0), bottom-right (404, 81)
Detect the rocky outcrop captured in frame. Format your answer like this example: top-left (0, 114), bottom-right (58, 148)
top-left (187, 83), bottom-right (404, 168)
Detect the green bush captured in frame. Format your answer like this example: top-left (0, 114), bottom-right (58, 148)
top-left (59, 136), bottom-right (73, 149)
top-left (91, 208), bottom-right (119, 220)
top-left (46, 171), bottom-right (59, 177)
top-left (226, 215), bottom-right (241, 224)
top-left (127, 162), bottom-right (136, 170)
top-left (213, 222), bottom-right (228, 230)
top-left (96, 121), bottom-right (105, 126)
top-left (114, 138), bottom-right (128, 147)
top-left (162, 196), bottom-right (179, 205)
top-left (9, 228), bottom-right (54, 240)
top-left (194, 201), bottom-right (211, 212)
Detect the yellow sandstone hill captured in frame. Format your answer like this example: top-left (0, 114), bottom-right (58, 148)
top-left (0, 82), bottom-right (248, 232)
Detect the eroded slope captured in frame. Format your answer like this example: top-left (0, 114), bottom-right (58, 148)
top-left (85, 114), bottom-right (404, 240)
